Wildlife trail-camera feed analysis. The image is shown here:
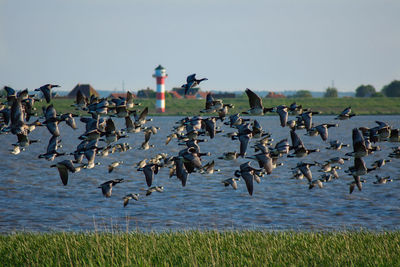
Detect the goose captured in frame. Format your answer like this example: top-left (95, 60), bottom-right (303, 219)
top-left (242, 88), bottom-right (273, 115)
top-left (14, 132), bottom-right (39, 148)
top-left (108, 161), bottom-right (123, 173)
top-left (60, 113), bottom-right (78, 129)
top-left (43, 105), bottom-right (61, 136)
top-left (98, 178), bottom-right (124, 197)
top-left (123, 116), bottom-right (141, 133)
top-left (349, 176), bottom-right (366, 193)
top-left (345, 128), bottom-right (368, 158)
top-left (178, 147), bottom-right (204, 173)
top-left (221, 178), bottom-right (240, 190)
top-left (200, 93), bottom-right (218, 113)
top-left (231, 123), bottom-right (253, 157)
top-left (289, 102), bottom-right (303, 115)
top-left (101, 118), bottom-right (127, 144)
top-left (182, 74), bottom-right (208, 95)
top-left (335, 107), bottom-right (356, 120)
top-left (388, 128), bottom-right (400, 142)
top-left (270, 139), bottom-right (289, 157)
top-left (372, 159), bottom-right (391, 169)
top-left (146, 186), bottom-right (164, 196)
top-left (308, 123), bottom-right (338, 141)
top-left (165, 133), bottom-right (178, 145)
top-left (251, 120), bottom-right (269, 139)
top-left (123, 193), bottom-right (139, 207)
top-left (138, 163), bottom-right (160, 187)
top-left (288, 130), bottom-right (319, 158)
top-left (38, 135), bottom-right (64, 161)
top-left (291, 162), bottom-right (316, 182)
top-left (326, 157), bottom-right (349, 165)
top-left (326, 140), bottom-right (350, 150)
top-left (292, 169), bottom-right (304, 180)
top-left (203, 117), bottom-right (217, 139)
top-left (51, 160), bottom-right (81, 186)
top-left (345, 157), bottom-right (376, 176)
top-left (71, 90), bottom-right (87, 111)
top-left (309, 179), bottom-right (323, 190)
top-left (276, 105), bottom-right (289, 127)
top-left (173, 156), bottom-right (189, 186)
top-left (373, 175), bottom-right (392, 184)
top-left (34, 84), bottom-right (60, 103)
top-left (218, 151), bottom-right (239, 160)
top-left (133, 107), bottom-right (152, 128)
top-left (199, 160), bottom-right (220, 174)
top-left (140, 127), bottom-right (158, 150)
top-left (234, 162), bottom-right (263, 196)
top-left (83, 148), bottom-right (101, 169)
top-left (246, 152), bottom-right (274, 175)
top-left (217, 103), bottom-right (234, 122)
top-left (298, 111), bottom-right (319, 130)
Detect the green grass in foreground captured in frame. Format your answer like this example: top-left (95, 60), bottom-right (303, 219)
top-left (42, 97), bottom-right (400, 116)
top-left (1, 231), bottom-right (399, 266)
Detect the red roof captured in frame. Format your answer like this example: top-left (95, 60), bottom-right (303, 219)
top-left (169, 90), bottom-right (182, 99)
top-left (197, 91), bottom-right (209, 99)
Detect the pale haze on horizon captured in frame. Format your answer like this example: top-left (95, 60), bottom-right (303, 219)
top-left (1, 0), bottom-right (399, 93)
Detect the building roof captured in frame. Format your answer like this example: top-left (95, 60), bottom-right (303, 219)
top-left (67, 84), bottom-right (99, 98)
top-left (266, 92), bottom-right (286, 98)
top-left (169, 90), bottom-right (182, 99)
top-left (155, 64), bottom-right (165, 70)
top-left (108, 92), bottom-right (136, 99)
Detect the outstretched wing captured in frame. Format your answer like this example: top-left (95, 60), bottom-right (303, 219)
top-left (245, 88), bottom-right (262, 109)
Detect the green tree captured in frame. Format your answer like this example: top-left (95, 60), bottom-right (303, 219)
top-left (293, 90), bottom-right (312, 98)
top-left (355, 84), bottom-right (376, 97)
top-left (372, 92), bottom-right (384, 97)
top-left (324, 87), bottom-right (338, 98)
top-left (382, 80), bottom-right (400, 97)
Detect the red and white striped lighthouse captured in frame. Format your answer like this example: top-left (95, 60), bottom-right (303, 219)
top-left (153, 65), bottom-right (168, 113)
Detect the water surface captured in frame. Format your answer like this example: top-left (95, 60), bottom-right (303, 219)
top-left (0, 115), bottom-right (399, 232)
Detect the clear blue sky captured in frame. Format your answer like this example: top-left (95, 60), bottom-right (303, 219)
top-left (1, 0), bottom-right (399, 93)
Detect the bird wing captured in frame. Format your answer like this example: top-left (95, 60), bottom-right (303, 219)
top-left (101, 184), bottom-right (112, 197)
top-left (45, 105), bottom-right (57, 120)
top-left (186, 74), bottom-right (196, 83)
top-left (125, 116), bottom-right (134, 129)
top-left (47, 136), bottom-right (58, 153)
top-left (143, 165), bottom-right (154, 187)
top-left (277, 108), bottom-right (288, 127)
top-left (123, 197), bottom-right (130, 207)
top-left (137, 107), bottom-right (149, 123)
top-left (239, 134), bottom-right (251, 157)
top-left (205, 93), bottom-right (214, 109)
top-left (241, 171), bottom-right (254, 196)
top-left (41, 86), bottom-right (51, 103)
top-left (105, 118), bottom-right (116, 133)
top-left (144, 130), bottom-right (152, 143)
top-left (57, 167), bottom-right (69, 186)
top-left (231, 179), bottom-right (238, 190)
top-left (245, 88), bottom-right (262, 109)
top-left (290, 130), bottom-right (304, 149)
top-left (316, 125), bottom-right (328, 141)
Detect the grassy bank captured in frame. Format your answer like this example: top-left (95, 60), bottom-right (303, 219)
top-left (1, 231), bottom-right (399, 266)
top-left (42, 97), bottom-right (400, 116)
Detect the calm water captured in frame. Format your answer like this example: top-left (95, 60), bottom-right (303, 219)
top-left (0, 115), bottom-right (399, 232)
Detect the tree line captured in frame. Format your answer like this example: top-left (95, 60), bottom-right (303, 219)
top-left (289, 80), bottom-right (400, 98)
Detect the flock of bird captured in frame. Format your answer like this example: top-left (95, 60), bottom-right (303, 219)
top-left (1, 75), bottom-right (399, 208)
